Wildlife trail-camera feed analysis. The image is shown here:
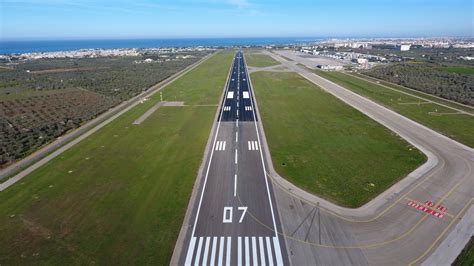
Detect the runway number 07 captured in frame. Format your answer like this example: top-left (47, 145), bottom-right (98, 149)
top-left (223, 206), bottom-right (248, 224)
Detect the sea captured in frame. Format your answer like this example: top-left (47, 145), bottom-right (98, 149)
top-left (0, 37), bottom-right (324, 55)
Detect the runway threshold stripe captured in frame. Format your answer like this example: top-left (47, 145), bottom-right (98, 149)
top-left (259, 237), bottom-right (266, 266)
top-left (252, 237), bottom-right (258, 266)
top-left (222, 141), bottom-right (226, 151)
top-left (248, 141), bottom-right (251, 150)
top-left (210, 237), bottom-right (217, 266)
top-left (245, 237), bottom-right (250, 266)
top-left (266, 237), bottom-right (274, 266)
top-left (226, 237), bottom-right (231, 266)
top-left (238, 237), bottom-right (242, 266)
top-left (218, 237), bottom-right (225, 266)
top-left (184, 237), bottom-right (197, 266)
top-left (194, 237), bottom-right (204, 266)
top-left (202, 237), bottom-right (211, 265)
top-left (273, 237), bottom-right (284, 266)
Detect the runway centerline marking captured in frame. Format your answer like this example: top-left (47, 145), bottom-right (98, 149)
top-left (234, 174), bottom-right (237, 197)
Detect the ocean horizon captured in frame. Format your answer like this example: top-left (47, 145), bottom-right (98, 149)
top-left (0, 37), bottom-right (325, 55)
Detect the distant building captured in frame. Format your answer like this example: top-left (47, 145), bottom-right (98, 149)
top-left (316, 65), bottom-right (343, 71)
top-left (400, 44), bottom-right (411, 51)
top-left (352, 58), bottom-right (368, 64)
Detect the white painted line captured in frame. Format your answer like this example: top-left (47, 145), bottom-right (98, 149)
top-left (238, 237), bottom-right (242, 266)
top-left (245, 237), bottom-right (250, 266)
top-left (226, 237), bottom-right (231, 266)
top-left (194, 237), bottom-right (204, 266)
top-left (235, 149), bottom-right (238, 164)
top-left (236, 132), bottom-right (238, 142)
top-left (255, 141), bottom-right (259, 150)
top-left (227, 91), bottom-right (234, 99)
top-left (252, 237), bottom-right (258, 266)
top-left (234, 174), bottom-right (237, 197)
top-left (202, 237), bottom-right (211, 266)
top-left (222, 141), bottom-right (226, 151)
top-left (251, 141), bottom-right (255, 151)
top-left (259, 237), bottom-right (266, 266)
top-left (248, 141), bottom-right (251, 150)
top-left (243, 91), bottom-right (250, 99)
top-left (236, 119), bottom-right (239, 127)
top-left (210, 237), bottom-right (217, 266)
top-left (185, 237), bottom-right (196, 266)
top-left (218, 237), bottom-right (225, 266)
top-left (266, 237), bottom-right (274, 266)
top-left (273, 237), bottom-right (284, 266)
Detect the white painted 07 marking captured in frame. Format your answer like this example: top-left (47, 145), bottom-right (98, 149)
top-left (238, 206), bottom-right (247, 223)
top-left (223, 207), bottom-right (232, 223)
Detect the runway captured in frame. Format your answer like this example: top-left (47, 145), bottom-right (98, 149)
top-left (177, 51), bottom-right (288, 265)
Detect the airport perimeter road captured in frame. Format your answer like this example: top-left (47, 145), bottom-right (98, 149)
top-left (260, 50), bottom-right (474, 265)
top-left (177, 51), bottom-right (288, 265)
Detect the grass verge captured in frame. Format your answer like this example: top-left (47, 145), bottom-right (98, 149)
top-left (251, 71), bottom-right (426, 207)
top-left (310, 69), bottom-right (474, 147)
top-left (245, 53), bottom-right (281, 67)
top-left (0, 50), bottom-right (234, 264)
top-left (453, 237), bottom-right (474, 266)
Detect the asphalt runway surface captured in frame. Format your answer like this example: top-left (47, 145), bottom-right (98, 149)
top-left (178, 51), bottom-right (288, 265)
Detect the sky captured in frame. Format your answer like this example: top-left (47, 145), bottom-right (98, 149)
top-left (1, 0), bottom-right (473, 40)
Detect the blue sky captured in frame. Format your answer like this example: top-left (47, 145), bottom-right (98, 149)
top-left (1, 0), bottom-right (473, 40)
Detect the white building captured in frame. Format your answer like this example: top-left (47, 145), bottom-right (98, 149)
top-left (400, 44), bottom-right (411, 51)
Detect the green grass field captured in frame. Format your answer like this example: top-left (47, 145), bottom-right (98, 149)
top-left (353, 72), bottom-right (474, 114)
top-left (0, 50), bottom-right (234, 264)
top-left (251, 71), bottom-right (425, 207)
top-left (453, 237), bottom-right (474, 266)
top-left (245, 53), bottom-right (281, 67)
top-left (442, 66), bottom-right (474, 75)
top-left (311, 69), bottom-right (474, 147)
